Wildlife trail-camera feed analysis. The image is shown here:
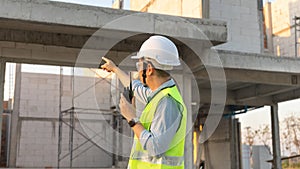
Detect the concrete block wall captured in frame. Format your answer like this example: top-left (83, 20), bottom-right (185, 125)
top-left (17, 120), bottom-right (114, 168)
top-left (271, 0), bottom-right (300, 57)
top-left (242, 144), bottom-right (251, 169)
top-left (14, 66), bottom-right (194, 168)
top-left (17, 120), bottom-right (58, 167)
top-left (16, 72), bottom-right (115, 168)
top-left (182, 0), bottom-right (202, 18)
top-left (130, 0), bottom-right (262, 53)
top-left (210, 0), bottom-right (263, 53)
top-left (252, 145), bottom-right (272, 169)
top-left (131, 0), bottom-right (202, 18)
top-left (19, 73), bottom-right (60, 118)
top-left (64, 74), bottom-right (112, 110)
top-left (58, 120), bottom-right (114, 168)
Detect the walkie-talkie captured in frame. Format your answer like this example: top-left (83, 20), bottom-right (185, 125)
top-left (123, 72), bottom-right (133, 103)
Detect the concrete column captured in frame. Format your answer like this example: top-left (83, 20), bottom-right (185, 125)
top-left (202, 0), bottom-right (209, 18)
top-left (265, 2), bottom-right (274, 53)
top-left (203, 117), bottom-right (232, 169)
top-left (173, 62), bottom-right (193, 168)
top-left (258, 0), bottom-right (265, 54)
top-left (0, 58), bottom-right (6, 156)
top-left (8, 64), bottom-right (21, 167)
top-left (183, 73), bottom-right (193, 169)
top-left (271, 104), bottom-right (282, 169)
top-left (230, 118), bottom-right (241, 169)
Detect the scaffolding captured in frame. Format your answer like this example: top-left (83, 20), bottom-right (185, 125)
top-left (57, 67), bottom-right (124, 168)
top-left (294, 16), bottom-right (300, 57)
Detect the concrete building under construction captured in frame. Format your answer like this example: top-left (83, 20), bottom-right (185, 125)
top-left (0, 0), bottom-right (300, 169)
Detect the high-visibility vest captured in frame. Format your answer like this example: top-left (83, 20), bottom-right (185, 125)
top-left (128, 85), bottom-right (187, 169)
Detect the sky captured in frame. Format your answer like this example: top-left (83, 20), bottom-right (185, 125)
top-left (236, 98), bottom-right (300, 156)
top-left (50, 0), bottom-right (130, 9)
top-left (50, 0), bottom-right (276, 9)
top-left (236, 99), bottom-right (300, 131)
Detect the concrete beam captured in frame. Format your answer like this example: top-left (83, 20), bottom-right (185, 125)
top-left (0, 27), bottom-right (90, 49)
top-left (0, 0), bottom-right (227, 45)
top-left (195, 68), bottom-right (300, 86)
top-left (271, 104), bottom-right (282, 169)
top-left (197, 88), bottom-right (274, 106)
top-left (227, 83), bottom-right (253, 90)
top-left (0, 27), bottom-right (144, 52)
top-left (0, 41), bottom-right (133, 67)
top-left (204, 50), bottom-right (300, 74)
top-left (272, 88), bottom-right (300, 103)
top-left (234, 85), bottom-right (300, 102)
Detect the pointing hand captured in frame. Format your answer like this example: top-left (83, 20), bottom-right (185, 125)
top-left (101, 57), bottom-right (117, 72)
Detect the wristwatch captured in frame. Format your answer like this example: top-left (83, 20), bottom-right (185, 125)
top-left (128, 117), bottom-right (140, 127)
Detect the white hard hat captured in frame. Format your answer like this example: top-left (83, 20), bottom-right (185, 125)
top-left (131, 35), bottom-right (180, 70)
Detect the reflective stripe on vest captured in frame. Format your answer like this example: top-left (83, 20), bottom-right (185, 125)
top-left (131, 151), bottom-right (184, 166)
top-left (129, 85), bottom-right (187, 169)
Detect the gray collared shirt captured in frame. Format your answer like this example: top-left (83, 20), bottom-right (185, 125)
top-left (132, 79), bottom-right (182, 156)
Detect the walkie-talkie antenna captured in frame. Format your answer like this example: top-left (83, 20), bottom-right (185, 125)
top-left (129, 72), bottom-right (133, 101)
top-left (123, 72), bottom-right (133, 103)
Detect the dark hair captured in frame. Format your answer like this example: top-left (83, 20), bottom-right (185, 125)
top-left (145, 60), bottom-right (170, 78)
top-left (154, 69), bottom-right (170, 78)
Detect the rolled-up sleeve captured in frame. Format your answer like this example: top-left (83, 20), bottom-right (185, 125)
top-left (139, 96), bottom-right (182, 156)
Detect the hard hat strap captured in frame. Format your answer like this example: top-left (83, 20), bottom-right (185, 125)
top-left (142, 62), bottom-right (148, 87)
top-left (142, 69), bottom-right (147, 87)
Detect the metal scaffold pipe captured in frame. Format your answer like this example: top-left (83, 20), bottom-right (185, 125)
top-left (294, 16), bottom-right (300, 57)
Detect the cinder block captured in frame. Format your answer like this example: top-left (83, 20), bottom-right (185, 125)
top-left (31, 50), bottom-right (77, 63)
top-left (19, 98), bottom-right (28, 107)
top-left (22, 92), bottom-right (39, 101)
top-left (0, 41), bottom-right (15, 48)
top-left (220, 5), bottom-right (240, 20)
top-left (239, 6), bottom-right (251, 14)
top-left (241, 28), bottom-right (260, 37)
top-left (46, 90), bottom-right (59, 98)
top-left (241, 13), bottom-right (259, 24)
top-left (210, 9), bottom-right (221, 18)
top-left (22, 82), bottom-right (38, 90)
top-left (38, 83), bottom-right (56, 90)
top-left (27, 99), bottom-right (43, 108)
top-left (21, 77), bottom-right (30, 84)
top-left (46, 45), bottom-right (79, 53)
top-left (38, 78), bottom-right (48, 84)
top-left (2, 47), bottom-right (31, 58)
top-left (241, 0), bottom-right (257, 8)
top-left (47, 78), bottom-right (59, 85)
top-left (16, 42), bottom-right (45, 51)
top-left (221, 0), bottom-right (241, 6)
